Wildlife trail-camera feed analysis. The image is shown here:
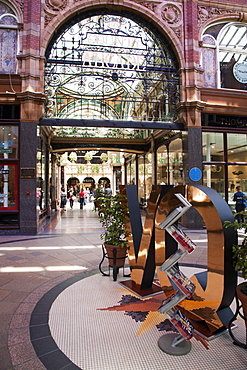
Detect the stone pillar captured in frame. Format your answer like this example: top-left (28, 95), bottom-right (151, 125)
top-left (19, 121), bottom-right (38, 234)
top-left (182, 126), bottom-right (204, 228)
top-left (183, 126), bottom-right (203, 186)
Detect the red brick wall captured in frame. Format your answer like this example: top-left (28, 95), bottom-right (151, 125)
top-left (22, 0), bottom-right (41, 51)
top-left (184, 0), bottom-right (200, 65)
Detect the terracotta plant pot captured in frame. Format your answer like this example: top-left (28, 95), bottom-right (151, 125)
top-left (236, 282), bottom-right (247, 328)
top-left (104, 243), bottom-right (127, 268)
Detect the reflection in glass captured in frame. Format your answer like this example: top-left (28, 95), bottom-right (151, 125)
top-left (37, 136), bottom-right (47, 211)
top-left (202, 132), bottom-right (223, 162)
top-left (169, 138), bottom-right (183, 185)
top-left (0, 164), bottom-right (17, 208)
top-left (145, 152), bottom-right (153, 199)
top-left (138, 155), bottom-right (145, 205)
top-left (157, 145), bottom-right (168, 185)
top-left (0, 126), bottom-right (18, 159)
top-left (203, 165), bottom-right (225, 197)
top-left (227, 133), bottom-right (247, 162)
top-left (228, 165), bottom-right (247, 212)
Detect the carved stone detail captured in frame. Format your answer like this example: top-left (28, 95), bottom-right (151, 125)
top-left (16, 0), bottom-right (24, 12)
top-left (173, 27), bottom-right (181, 39)
top-left (44, 11), bottom-right (57, 27)
top-left (138, 2), bottom-right (157, 13)
top-left (161, 4), bottom-right (181, 24)
top-left (156, 3), bottom-right (182, 40)
top-left (45, 0), bottom-right (67, 12)
top-left (198, 6), bottom-right (237, 27)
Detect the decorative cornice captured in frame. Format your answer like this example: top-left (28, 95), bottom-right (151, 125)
top-left (138, 1), bottom-right (157, 13)
top-left (45, 0), bottom-right (68, 12)
top-left (16, 91), bottom-right (47, 102)
top-left (177, 100), bottom-right (206, 112)
top-left (198, 6), bottom-right (238, 27)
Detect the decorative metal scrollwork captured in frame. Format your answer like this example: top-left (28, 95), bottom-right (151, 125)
top-left (44, 13), bottom-right (180, 123)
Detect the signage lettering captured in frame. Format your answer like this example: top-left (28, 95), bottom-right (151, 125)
top-left (203, 114), bottom-right (247, 128)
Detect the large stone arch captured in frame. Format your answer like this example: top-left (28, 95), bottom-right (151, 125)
top-left (41, 1), bottom-right (185, 70)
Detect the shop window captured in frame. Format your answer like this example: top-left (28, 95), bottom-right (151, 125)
top-left (203, 131), bottom-right (247, 202)
top-left (202, 132), bottom-right (224, 196)
top-left (0, 123), bottom-right (19, 227)
top-left (227, 133), bottom-right (247, 163)
top-left (0, 2), bottom-right (18, 74)
top-left (145, 152), bottom-right (153, 199)
top-left (126, 156), bottom-right (135, 185)
top-left (0, 125), bottom-right (18, 159)
top-left (157, 145), bottom-right (168, 185)
top-left (201, 22), bottom-right (247, 90)
top-left (227, 134), bottom-right (247, 206)
top-left (228, 165), bottom-right (247, 212)
top-left (37, 133), bottom-right (47, 212)
top-left (157, 137), bottom-right (183, 186)
top-left (202, 132), bottom-right (223, 162)
top-left (0, 163), bottom-right (18, 209)
top-left (138, 155), bottom-right (145, 204)
top-left (203, 164), bottom-right (225, 197)
top-left (169, 138), bottom-right (183, 185)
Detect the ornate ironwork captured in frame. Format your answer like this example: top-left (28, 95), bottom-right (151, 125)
top-left (52, 126), bottom-right (145, 139)
top-left (44, 13), bottom-right (180, 125)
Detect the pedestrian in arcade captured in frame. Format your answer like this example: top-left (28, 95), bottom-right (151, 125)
top-left (60, 187), bottom-right (67, 210)
top-left (79, 188), bottom-right (86, 210)
top-left (233, 185), bottom-right (246, 223)
top-left (69, 187), bottom-right (76, 209)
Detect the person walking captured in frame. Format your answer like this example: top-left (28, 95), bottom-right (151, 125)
top-left (233, 185), bottom-right (246, 223)
top-left (60, 187), bottom-right (67, 210)
top-left (79, 188), bottom-right (86, 210)
top-left (69, 187), bottom-right (76, 209)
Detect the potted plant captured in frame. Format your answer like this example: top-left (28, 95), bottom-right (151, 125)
top-left (225, 214), bottom-right (247, 342)
top-left (98, 191), bottom-right (130, 279)
top-left (93, 186), bottom-right (104, 210)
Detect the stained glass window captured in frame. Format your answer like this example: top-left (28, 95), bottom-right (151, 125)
top-left (0, 2), bottom-right (18, 74)
top-left (44, 13), bottom-right (180, 123)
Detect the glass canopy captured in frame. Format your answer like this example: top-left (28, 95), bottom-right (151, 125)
top-left (44, 13), bottom-right (180, 126)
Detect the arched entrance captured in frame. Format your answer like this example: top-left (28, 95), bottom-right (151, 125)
top-left (82, 177), bottom-right (95, 189)
top-left (44, 11), bottom-right (180, 125)
top-left (67, 177), bottom-right (80, 195)
top-left (98, 177), bottom-right (111, 187)
top-left (41, 8), bottom-right (182, 219)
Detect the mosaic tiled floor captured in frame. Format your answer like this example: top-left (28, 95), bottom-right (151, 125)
top-left (30, 267), bottom-right (247, 370)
